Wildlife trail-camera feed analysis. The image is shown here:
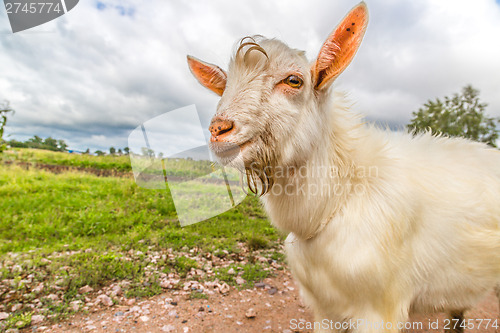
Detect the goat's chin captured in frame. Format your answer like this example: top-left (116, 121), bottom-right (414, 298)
top-left (209, 140), bottom-right (252, 169)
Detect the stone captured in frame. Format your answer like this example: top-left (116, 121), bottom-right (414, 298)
top-left (0, 312), bottom-right (9, 320)
top-left (218, 283), bottom-right (230, 294)
top-left (70, 300), bottom-right (82, 312)
top-left (11, 304), bottom-right (22, 312)
top-left (245, 308), bottom-right (256, 318)
top-left (79, 285), bottom-right (93, 294)
top-left (125, 298), bottom-right (136, 306)
top-left (33, 283), bottom-right (44, 293)
top-left (96, 295), bottom-right (113, 307)
top-left (31, 315), bottom-right (45, 324)
top-left (110, 285), bottom-right (122, 297)
top-left (161, 325), bottom-right (176, 332)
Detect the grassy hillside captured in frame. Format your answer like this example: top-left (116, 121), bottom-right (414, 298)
top-left (2, 148), bottom-right (132, 172)
top-left (0, 149), bottom-right (282, 330)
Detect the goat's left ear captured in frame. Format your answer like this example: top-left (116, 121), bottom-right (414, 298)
top-left (187, 55), bottom-right (227, 96)
top-left (312, 2), bottom-right (368, 90)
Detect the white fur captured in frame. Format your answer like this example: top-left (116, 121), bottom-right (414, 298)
top-left (272, 95), bottom-right (500, 332)
top-left (189, 32), bottom-right (500, 333)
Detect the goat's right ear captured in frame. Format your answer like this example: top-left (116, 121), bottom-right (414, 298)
top-left (187, 55), bottom-right (227, 96)
top-left (312, 2), bottom-right (368, 90)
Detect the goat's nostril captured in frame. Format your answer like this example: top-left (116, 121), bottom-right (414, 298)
top-left (210, 119), bottom-right (234, 138)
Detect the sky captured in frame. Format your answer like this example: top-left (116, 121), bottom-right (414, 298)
top-left (1, 0), bottom-right (500, 152)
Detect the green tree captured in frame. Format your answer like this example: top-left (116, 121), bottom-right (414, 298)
top-left (95, 150), bottom-right (105, 156)
top-left (109, 147), bottom-right (116, 155)
top-left (407, 85), bottom-right (499, 147)
top-left (0, 101), bottom-right (15, 152)
top-left (57, 139), bottom-right (68, 152)
top-left (44, 137), bottom-right (58, 150)
top-left (123, 147), bottom-right (130, 155)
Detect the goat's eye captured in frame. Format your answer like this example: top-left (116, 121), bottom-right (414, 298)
top-left (284, 75), bottom-right (303, 89)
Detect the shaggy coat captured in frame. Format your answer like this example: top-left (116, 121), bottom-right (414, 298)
top-left (187, 3), bottom-right (500, 332)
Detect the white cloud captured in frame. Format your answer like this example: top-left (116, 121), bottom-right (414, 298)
top-left (1, 0), bottom-right (499, 151)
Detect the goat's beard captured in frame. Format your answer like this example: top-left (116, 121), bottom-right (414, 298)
top-left (210, 138), bottom-right (281, 196)
top-left (241, 142), bottom-right (281, 197)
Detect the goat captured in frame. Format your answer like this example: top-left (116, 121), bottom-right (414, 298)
top-left (187, 2), bottom-right (500, 332)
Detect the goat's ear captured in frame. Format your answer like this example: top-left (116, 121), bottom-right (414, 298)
top-left (187, 55), bottom-right (227, 96)
top-left (312, 2), bottom-right (368, 90)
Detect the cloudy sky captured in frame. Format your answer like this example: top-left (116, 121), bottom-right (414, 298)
top-left (1, 0), bottom-right (500, 152)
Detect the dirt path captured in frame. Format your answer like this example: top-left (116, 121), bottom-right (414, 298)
top-left (35, 271), bottom-right (499, 333)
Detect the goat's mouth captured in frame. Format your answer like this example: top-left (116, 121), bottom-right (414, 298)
top-left (209, 140), bottom-right (253, 166)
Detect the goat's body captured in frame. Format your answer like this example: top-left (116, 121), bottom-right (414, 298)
top-left (188, 4), bottom-right (500, 330)
top-left (263, 98), bottom-right (500, 331)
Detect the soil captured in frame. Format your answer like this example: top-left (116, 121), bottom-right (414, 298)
top-left (36, 271), bottom-right (499, 333)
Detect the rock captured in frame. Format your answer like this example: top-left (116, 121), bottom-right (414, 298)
top-left (96, 295), bottom-right (113, 307)
top-left (235, 277), bottom-right (246, 285)
top-left (0, 312), bottom-right (9, 320)
top-left (84, 325), bottom-right (97, 331)
top-left (183, 327), bottom-right (189, 333)
top-left (268, 287), bottom-right (277, 295)
top-left (125, 298), bottom-right (136, 306)
top-left (167, 310), bottom-right (177, 317)
top-left (110, 285), bottom-right (122, 297)
top-left (33, 283), bottom-right (44, 293)
top-left (255, 282), bottom-right (266, 288)
top-left (218, 282), bottom-right (230, 294)
top-left (198, 306), bottom-right (204, 312)
top-left (70, 300), bottom-right (82, 312)
top-left (46, 294), bottom-right (59, 301)
top-left (283, 330), bottom-right (293, 333)
top-left (130, 306), bottom-right (141, 312)
top-left (11, 304), bottom-right (22, 312)
top-left (31, 315), bottom-right (45, 324)
top-left (161, 325), bottom-right (176, 332)
top-left (79, 285), bottom-right (93, 294)
top-left (227, 268), bottom-right (236, 275)
top-left (170, 301), bottom-right (177, 306)
top-left (139, 315), bottom-right (149, 322)
top-left (114, 311), bottom-right (124, 317)
top-left (245, 308), bottom-right (256, 318)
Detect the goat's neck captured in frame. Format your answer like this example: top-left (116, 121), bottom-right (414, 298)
top-left (262, 110), bottom-right (367, 240)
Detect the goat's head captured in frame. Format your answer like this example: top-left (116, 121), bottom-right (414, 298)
top-left (187, 2), bottom-right (368, 194)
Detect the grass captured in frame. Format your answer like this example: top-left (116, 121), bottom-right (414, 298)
top-left (2, 311), bottom-right (32, 330)
top-left (2, 148), bottom-right (132, 172)
top-left (0, 148), bottom-right (285, 328)
top-left (0, 162), bottom-right (278, 255)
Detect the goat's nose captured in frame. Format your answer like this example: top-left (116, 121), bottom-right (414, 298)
top-left (209, 118), bottom-right (234, 141)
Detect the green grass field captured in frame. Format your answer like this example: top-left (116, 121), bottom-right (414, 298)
top-left (0, 149), bottom-right (283, 330)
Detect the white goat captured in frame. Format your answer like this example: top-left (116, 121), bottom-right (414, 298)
top-left (187, 2), bottom-right (500, 332)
